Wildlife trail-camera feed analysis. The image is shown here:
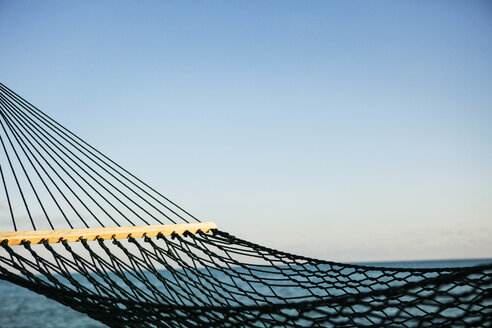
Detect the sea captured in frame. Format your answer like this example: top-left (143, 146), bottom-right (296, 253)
top-left (0, 258), bottom-right (490, 328)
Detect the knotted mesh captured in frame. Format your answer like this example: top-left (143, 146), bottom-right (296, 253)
top-left (0, 230), bottom-right (490, 327)
top-left (0, 83), bottom-right (490, 327)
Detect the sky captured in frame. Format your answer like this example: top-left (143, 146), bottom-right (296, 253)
top-left (0, 0), bottom-right (491, 262)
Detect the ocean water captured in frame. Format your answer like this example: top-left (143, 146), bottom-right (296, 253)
top-left (0, 258), bottom-right (490, 328)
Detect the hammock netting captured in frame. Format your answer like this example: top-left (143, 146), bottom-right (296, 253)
top-left (0, 83), bottom-right (490, 327)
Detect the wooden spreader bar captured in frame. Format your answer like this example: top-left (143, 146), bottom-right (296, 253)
top-left (0, 222), bottom-right (217, 246)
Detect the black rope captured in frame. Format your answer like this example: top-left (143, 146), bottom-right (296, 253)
top-left (0, 83), bottom-right (198, 224)
top-left (0, 231), bottom-right (490, 327)
top-left (0, 96), bottom-right (74, 228)
top-left (0, 161), bottom-right (16, 230)
top-left (0, 115), bottom-right (36, 230)
top-left (0, 83), bottom-right (200, 229)
top-left (0, 83), bottom-right (490, 328)
top-left (0, 98), bottom-right (131, 227)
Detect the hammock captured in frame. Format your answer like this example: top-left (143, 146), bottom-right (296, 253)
top-left (0, 83), bottom-right (490, 327)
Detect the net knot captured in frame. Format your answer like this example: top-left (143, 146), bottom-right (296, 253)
top-left (96, 236), bottom-right (105, 246)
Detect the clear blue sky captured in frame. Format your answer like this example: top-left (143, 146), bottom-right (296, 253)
top-left (1, 0), bottom-right (491, 262)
